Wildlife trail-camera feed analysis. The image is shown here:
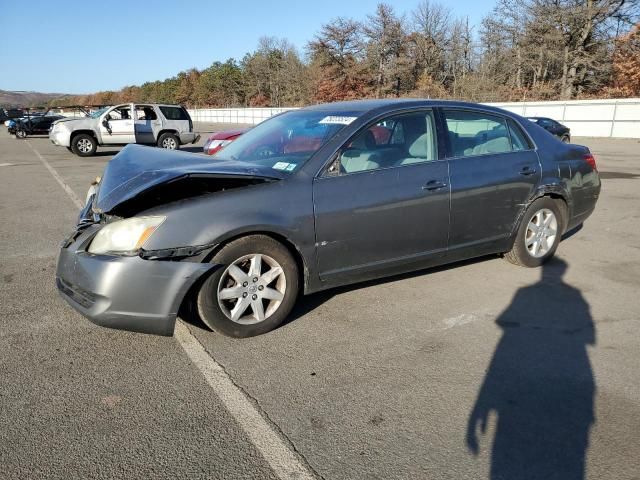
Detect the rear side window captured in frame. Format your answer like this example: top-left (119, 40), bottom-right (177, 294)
top-left (444, 110), bottom-right (513, 158)
top-left (159, 106), bottom-right (189, 121)
top-left (508, 119), bottom-right (532, 151)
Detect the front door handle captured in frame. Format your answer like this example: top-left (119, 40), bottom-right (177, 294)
top-left (422, 180), bottom-right (448, 191)
top-left (519, 166), bottom-right (537, 176)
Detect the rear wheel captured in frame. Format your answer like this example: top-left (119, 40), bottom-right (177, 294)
top-left (505, 197), bottom-right (562, 267)
top-left (197, 235), bottom-right (299, 338)
top-left (560, 134), bottom-right (570, 143)
top-left (158, 132), bottom-right (180, 150)
top-left (71, 134), bottom-right (97, 157)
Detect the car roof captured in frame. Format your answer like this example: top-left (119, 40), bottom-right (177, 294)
top-left (301, 98), bottom-right (519, 116)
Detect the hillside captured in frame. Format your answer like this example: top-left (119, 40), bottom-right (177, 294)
top-left (0, 89), bottom-right (72, 107)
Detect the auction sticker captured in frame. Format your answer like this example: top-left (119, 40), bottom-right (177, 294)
top-left (272, 162), bottom-right (291, 170)
top-left (319, 116), bottom-right (358, 125)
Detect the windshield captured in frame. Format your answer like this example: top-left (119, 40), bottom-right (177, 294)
top-left (214, 109), bottom-right (363, 173)
top-left (89, 107), bottom-right (110, 118)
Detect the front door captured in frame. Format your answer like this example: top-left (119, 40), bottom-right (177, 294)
top-left (313, 110), bottom-right (450, 282)
top-left (443, 109), bottom-right (541, 250)
top-left (100, 104), bottom-right (135, 144)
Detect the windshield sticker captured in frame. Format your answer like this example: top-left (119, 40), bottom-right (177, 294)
top-left (272, 162), bottom-right (291, 171)
top-left (319, 116), bottom-right (358, 125)
top-left (285, 163), bottom-right (297, 172)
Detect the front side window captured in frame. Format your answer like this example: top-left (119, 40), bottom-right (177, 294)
top-left (106, 106), bottom-right (131, 121)
top-left (445, 110), bottom-right (514, 157)
top-left (334, 111), bottom-right (437, 174)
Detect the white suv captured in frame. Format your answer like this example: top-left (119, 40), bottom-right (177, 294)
top-left (49, 104), bottom-right (200, 156)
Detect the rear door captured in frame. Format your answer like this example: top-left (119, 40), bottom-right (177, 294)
top-left (444, 109), bottom-right (540, 251)
top-left (134, 105), bottom-right (161, 144)
top-left (100, 104), bottom-right (135, 144)
top-left (313, 110), bottom-right (450, 282)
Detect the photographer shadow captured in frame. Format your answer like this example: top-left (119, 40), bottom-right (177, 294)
top-left (467, 258), bottom-right (595, 480)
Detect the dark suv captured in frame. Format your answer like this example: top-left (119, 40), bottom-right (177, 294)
top-left (12, 114), bottom-right (64, 138)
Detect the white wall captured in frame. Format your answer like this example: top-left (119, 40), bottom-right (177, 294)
top-left (187, 107), bottom-right (297, 125)
top-left (486, 98), bottom-right (640, 138)
top-left (188, 98), bottom-right (640, 138)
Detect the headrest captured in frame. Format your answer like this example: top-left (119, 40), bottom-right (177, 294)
top-left (408, 133), bottom-right (430, 158)
top-left (351, 129), bottom-right (377, 150)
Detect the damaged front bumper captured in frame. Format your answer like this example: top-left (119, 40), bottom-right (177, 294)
top-left (55, 224), bottom-right (215, 335)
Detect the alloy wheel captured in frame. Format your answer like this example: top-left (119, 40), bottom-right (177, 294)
top-left (217, 254), bottom-right (286, 325)
top-left (162, 137), bottom-right (177, 149)
top-left (525, 208), bottom-right (558, 258)
top-left (77, 138), bottom-right (93, 153)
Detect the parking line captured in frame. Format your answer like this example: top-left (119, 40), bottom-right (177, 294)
top-left (25, 140), bottom-right (83, 209)
top-left (28, 141), bottom-right (318, 480)
top-left (174, 322), bottom-right (317, 480)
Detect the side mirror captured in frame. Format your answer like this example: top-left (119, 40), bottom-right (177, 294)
top-left (101, 118), bottom-right (109, 127)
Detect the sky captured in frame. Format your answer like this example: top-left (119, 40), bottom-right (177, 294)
top-left (0, 0), bottom-right (495, 94)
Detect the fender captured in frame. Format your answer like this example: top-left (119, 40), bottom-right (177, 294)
top-left (508, 182), bottom-right (571, 242)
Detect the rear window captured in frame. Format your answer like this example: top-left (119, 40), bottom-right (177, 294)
top-left (159, 106), bottom-right (189, 121)
top-left (507, 119), bottom-right (533, 151)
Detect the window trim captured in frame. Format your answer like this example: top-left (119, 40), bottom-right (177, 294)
top-left (317, 108), bottom-right (442, 179)
top-left (441, 107), bottom-right (537, 160)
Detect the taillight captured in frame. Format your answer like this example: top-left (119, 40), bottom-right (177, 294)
top-left (584, 153), bottom-right (597, 171)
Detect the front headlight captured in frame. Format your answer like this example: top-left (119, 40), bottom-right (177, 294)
top-left (88, 216), bottom-right (165, 255)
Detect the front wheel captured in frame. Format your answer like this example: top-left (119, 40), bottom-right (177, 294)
top-left (157, 132), bottom-right (180, 150)
top-left (15, 129), bottom-right (27, 139)
top-left (504, 197), bottom-right (563, 268)
top-left (561, 135), bottom-right (570, 143)
top-left (197, 235), bottom-right (299, 338)
top-left (71, 134), bottom-right (97, 157)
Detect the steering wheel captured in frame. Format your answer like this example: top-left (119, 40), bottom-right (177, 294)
top-left (254, 145), bottom-right (277, 158)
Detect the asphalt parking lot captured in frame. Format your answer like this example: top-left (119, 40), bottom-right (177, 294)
top-left (1, 126), bottom-right (639, 479)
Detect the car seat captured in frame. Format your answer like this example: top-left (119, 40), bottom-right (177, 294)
top-left (341, 130), bottom-right (381, 173)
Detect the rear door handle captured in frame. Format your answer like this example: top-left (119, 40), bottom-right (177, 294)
top-left (519, 166), bottom-right (537, 176)
top-left (422, 180), bottom-right (448, 191)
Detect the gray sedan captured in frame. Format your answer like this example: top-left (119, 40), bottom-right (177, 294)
top-left (56, 99), bottom-right (601, 337)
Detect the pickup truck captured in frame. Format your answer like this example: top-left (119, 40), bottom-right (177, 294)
top-left (49, 103), bottom-right (200, 156)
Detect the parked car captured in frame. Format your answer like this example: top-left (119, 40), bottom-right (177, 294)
top-left (49, 103), bottom-right (200, 156)
top-left (527, 117), bottom-right (571, 142)
top-left (56, 99), bottom-right (600, 338)
top-left (203, 128), bottom-right (248, 155)
top-left (3, 108), bottom-right (24, 121)
top-left (12, 114), bottom-right (64, 138)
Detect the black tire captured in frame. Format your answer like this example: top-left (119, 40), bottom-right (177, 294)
top-left (504, 197), bottom-right (563, 268)
top-left (71, 133), bottom-right (97, 157)
top-left (157, 132), bottom-right (180, 150)
top-left (15, 129), bottom-right (27, 139)
top-left (561, 135), bottom-right (570, 143)
top-left (197, 235), bottom-right (299, 338)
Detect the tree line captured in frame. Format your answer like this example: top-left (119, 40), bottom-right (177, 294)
top-left (50, 0), bottom-right (640, 109)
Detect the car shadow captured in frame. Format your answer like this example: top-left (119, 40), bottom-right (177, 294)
top-left (181, 146), bottom-right (205, 154)
top-left (466, 257), bottom-right (595, 479)
top-left (181, 224), bottom-right (587, 335)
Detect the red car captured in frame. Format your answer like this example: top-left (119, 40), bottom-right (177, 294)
top-left (202, 128), bottom-right (249, 155)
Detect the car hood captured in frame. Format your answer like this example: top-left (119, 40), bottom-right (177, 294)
top-left (53, 116), bottom-right (96, 128)
top-left (94, 144), bottom-right (285, 215)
